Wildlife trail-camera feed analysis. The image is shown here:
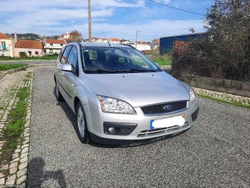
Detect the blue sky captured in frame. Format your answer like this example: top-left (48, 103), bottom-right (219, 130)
top-left (0, 0), bottom-right (213, 42)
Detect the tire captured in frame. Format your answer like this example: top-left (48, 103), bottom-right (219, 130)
top-left (55, 80), bottom-right (64, 102)
top-left (75, 102), bottom-right (90, 144)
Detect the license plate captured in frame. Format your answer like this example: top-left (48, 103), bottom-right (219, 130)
top-left (150, 115), bottom-right (185, 130)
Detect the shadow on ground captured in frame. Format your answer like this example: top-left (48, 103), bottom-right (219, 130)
top-left (27, 157), bottom-right (67, 188)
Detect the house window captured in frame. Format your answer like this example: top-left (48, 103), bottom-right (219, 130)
top-left (60, 44), bottom-right (63, 46)
top-left (50, 43), bottom-right (53, 46)
top-left (35, 51), bottom-right (39, 55)
top-left (1, 41), bottom-right (6, 50)
top-left (28, 51), bottom-right (32, 57)
top-left (1, 41), bottom-right (6, 46)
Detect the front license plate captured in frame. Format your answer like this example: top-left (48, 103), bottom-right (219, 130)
top-left (150, 115), bottom-right (185, 130)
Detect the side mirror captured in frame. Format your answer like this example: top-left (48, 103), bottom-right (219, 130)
top-left (61, 64), bottom-right (72, 72)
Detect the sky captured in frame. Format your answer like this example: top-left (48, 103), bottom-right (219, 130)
top-left (0, 0), bottom-right (214, 42)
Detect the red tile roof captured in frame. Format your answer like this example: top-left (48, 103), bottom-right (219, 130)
top-left (45, 39), bottom-right (66, 44)
top-left (0, 32), bottom-right (11, 39)
top-left (137, 41), bottom-right (147, 44)
top-left (15, 40), bottom-right (43, 49)
top-left (110, 38), bottom-right (120, 42)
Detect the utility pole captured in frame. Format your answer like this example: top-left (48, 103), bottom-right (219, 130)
top-left (88, 0), bottom-right (92, 42)
top-left (135, 30), bottom-right (141, 49)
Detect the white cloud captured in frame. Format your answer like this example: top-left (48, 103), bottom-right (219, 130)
top-left (91, 19), bottom-right (206, 41)
top-left (0, 0), bottom-right (208, 41)
top-left (0, 0), bottom-right (144, 12)
top-left (158, 0), bottom-right (171, 3)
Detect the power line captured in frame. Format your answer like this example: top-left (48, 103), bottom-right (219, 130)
top-left (147, 0), bottom-right (206, 16)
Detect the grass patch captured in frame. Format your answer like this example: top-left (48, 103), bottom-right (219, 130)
top-left (0, 86), bottom-right (30, 170)
top-left (0, 55), bottom-right (57, 61)
top-left (151, 54), bottom-right (172, 66)
top-left (0, 64), bottom-right (26, 71)
top-left (198, 94), bottom-right (250, 109)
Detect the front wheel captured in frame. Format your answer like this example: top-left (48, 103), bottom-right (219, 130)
top-left (76, 102), bottom-right (90, 144)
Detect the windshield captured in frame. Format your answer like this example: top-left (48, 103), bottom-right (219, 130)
top-left (81, 46), bottom-right (161, 74)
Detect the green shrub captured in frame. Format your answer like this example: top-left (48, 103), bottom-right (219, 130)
top-left (19, 52), bottom-right (28, 58)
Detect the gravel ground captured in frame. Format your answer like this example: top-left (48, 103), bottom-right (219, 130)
top-left (27, 66), bottom-right (250, 188)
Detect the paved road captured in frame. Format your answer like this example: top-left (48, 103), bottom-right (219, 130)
top-left (27, 66), bottom-right (250, 188)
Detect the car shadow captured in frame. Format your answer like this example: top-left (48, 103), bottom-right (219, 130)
top-left (53, 89), bottom-right (190, 148)
top-left (27, 157), bottom-right (67, 188)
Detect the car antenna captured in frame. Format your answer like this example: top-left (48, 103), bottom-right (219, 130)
top-left (101, 30), bottom-right (111, 47)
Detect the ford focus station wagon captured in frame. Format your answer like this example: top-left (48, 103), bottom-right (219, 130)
top-left (54, 42), bottom-right (199, 145)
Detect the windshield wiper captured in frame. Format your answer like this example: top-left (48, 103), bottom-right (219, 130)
top-left (84, 69), bottom-right (119, 73)
top-left (84, 69), bottom-right (158, 74)
top-left (124, 69), bottom-right (158, 73)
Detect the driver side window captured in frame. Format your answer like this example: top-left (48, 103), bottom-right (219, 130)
top-left (67, 46), bottom-right (78, 69)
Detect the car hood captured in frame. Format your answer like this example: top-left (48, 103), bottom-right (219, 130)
top-left (84, 71), bottom-right (190, 107)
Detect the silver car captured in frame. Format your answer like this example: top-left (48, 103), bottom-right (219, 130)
top-left (54, 42), bottom-right (199, 145)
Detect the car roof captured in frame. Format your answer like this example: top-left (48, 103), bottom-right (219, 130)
top-left (69, 42), bottom-right (132, 48)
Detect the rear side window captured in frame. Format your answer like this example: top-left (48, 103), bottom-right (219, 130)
top-left (60, 46), bottom-right (72, 64)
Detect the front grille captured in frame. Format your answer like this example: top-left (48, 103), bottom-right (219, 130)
top-left (141, 101), bottom-right (187, 115)
top-left (137, 122), bottom-right (189, 138)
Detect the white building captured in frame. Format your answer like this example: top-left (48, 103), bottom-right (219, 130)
top-left (0, 32), bottom-right (15, 57)
top-left (44, 39), bottom-right (66, 54)
top-left (132, 41), bottom-right (151, 51)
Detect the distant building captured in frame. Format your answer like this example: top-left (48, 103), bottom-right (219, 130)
top-left (132, 41), bottom-right (151, 51)
top-left (92, 37), bottom-right (108, 43)
top-left (92, 37), bottom-right (120, 44)
top-left (15, 40), bottom-right (43, 57)
top-left (110, 38), bottom-right (120, 44)
top-left (44, 39), bottom-right (66, 54)
top-left (0, 32), bottom-right (15, 57)
top-left (160, 32), bottom-right (208, 54)
top-left (152, 38), bottom-right (160, 50)
top-left (58, 31), bottom-right (82, 41)
top-left (120, 39), bottom-right (132, 45)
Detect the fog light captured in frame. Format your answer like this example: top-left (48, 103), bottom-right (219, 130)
top-left (108, 127), bottom-right (116, 134)
top-left (104, 122), bottom-right (137, 135)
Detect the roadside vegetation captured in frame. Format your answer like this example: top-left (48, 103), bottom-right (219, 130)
top-left (198, 94), bottom-right (250, 110)
top-left (0, 64), bottom-right (27, 71)
top-left (171, 0), bottom-right (250, 82)
top-left (151, 54), bottom-right (172, 66)
top-left (0, 73), bottom-right (32, 175)
top-left (0, 54), bottom-right (57, 61)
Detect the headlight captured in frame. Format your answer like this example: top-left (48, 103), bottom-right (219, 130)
top-left (190, 88), bottom-right (197, 103)
top-left (97, 96), bottom-right (136, 114)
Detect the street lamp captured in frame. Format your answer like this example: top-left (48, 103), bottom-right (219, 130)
top-left (135, 30), bottom-right (141, 49)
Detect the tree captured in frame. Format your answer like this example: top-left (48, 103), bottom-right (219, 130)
top-left (69, 30), bottom-right (83, 41)
top-left (172, 0), bottom-right (250, 81)
top-left (205, 0), bottom-right (250, 79)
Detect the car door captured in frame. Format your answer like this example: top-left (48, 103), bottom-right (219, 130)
top-left (62, 45), bottom-right (79, 110)
top-left (57, 45), bottom-right (72, 101)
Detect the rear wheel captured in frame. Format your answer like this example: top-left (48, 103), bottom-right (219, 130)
top-left (76, 102), bottom-right (90, 144)
top-left (55, 80), bottom-right (64, 102)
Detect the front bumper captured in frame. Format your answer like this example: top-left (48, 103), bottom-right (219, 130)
top-left (84, 99), bottom-right (199, 144)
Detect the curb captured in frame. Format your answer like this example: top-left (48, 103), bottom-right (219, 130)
top-left (0, 70), bottom-right (33, 187)
top-left (0, 65), bottom-right (29, 81)
top-left (194, 87), bottom-right (250, 107)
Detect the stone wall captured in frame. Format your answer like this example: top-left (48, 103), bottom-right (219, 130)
top-left (183, 74), bottom-right (250, 98)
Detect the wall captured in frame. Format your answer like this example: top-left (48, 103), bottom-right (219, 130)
top-left (132, 44), bottom-right (151, 51)
top-left (183, 74), bottom-right (250, 98)
top-left (0, 38), bottom-right (15, 57)
top-left (14, 48), bottom-right (43, 57)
